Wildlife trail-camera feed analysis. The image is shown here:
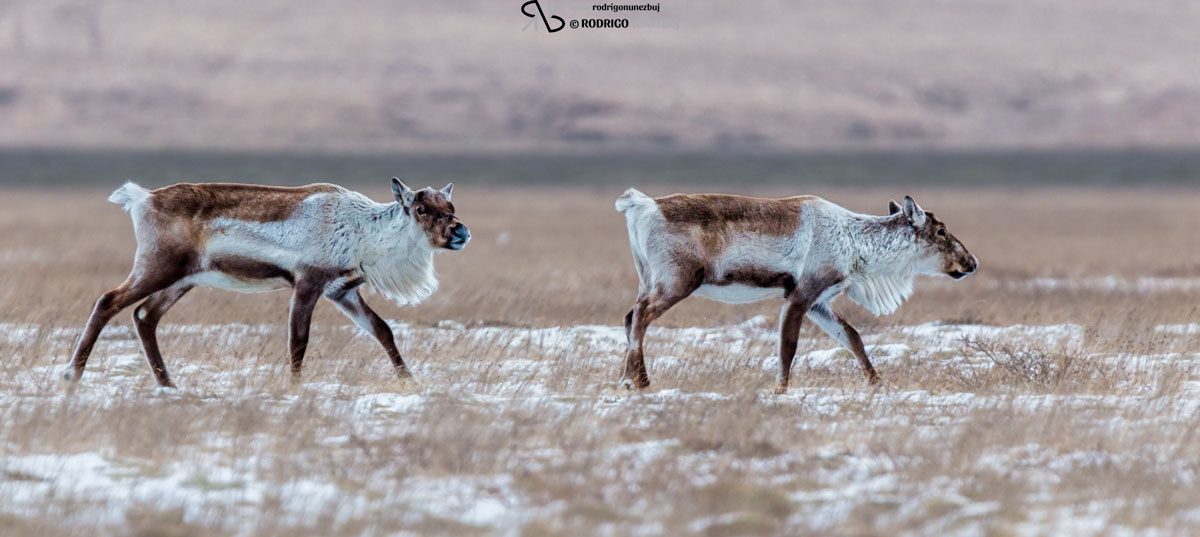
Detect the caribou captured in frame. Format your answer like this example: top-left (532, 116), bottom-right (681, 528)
top-left (65, 178), bottom-right (469, 387)
top-left (615, 189), bottom-right (977, 393)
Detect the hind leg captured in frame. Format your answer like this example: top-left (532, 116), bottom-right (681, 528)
top-left (624, 253), bottom-right (649, 348)
top-left (133, 284), bottom-right (193, 387)
top-left (621, 273), bottom-right (701, 389)
top-left (623, 296), bottom-right (642, 348)
top-left (67, 263), bottom-right (187, 383)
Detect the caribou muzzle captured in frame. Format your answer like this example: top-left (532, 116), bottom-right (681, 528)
top-left (948, 255), bottom-right (979, 280)
top-left (446, 223), bottom-right (471, 250)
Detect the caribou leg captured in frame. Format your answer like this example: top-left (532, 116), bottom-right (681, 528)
top-left (328, 288), bottom-right (412, 378)
top-left (622, 275), bottom-right (701, 390)
top-left (776, 299), bottom-right (808, 394)
top-left (775, 279), bottom-right (834, 394)
top-left (132, 283), bottom-right (194, 387)
top-left (623, 307), bottom-right (636, 348)
top-left (807, 302), bottom-right (881, 385)
top-left (287, 277), bottom-right (325, 381)
top-left (68, 268), bottom-right (184, 383)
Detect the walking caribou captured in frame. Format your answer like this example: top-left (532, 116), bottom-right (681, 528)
top-left (615, 189), bottom-right (977, 393)
top-left (65, 178), bottom-right (469, 387)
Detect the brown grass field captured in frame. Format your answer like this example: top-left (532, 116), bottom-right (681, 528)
top-left (2, 185), bottom-right (1200, 536)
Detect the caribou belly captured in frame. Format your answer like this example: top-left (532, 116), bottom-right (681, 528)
top-left (183, 271), bottom-right (292, 294)
top-left (694, 284), bottom-right (785, 304)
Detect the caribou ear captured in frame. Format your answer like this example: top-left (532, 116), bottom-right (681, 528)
top-left (440, 182), bottom-right (454, 201)
top-left (903, 195), bottom-right (926, 227)
top-left (888, 199), bottom-right (902, 215)
top-left (391, 177), bottom-right (415, 207)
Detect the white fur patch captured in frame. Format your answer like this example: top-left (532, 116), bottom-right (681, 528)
top-left (844, 272), bottom-right (915, 316)
top-left (694, 284), bottom-right (786, 304)
top-left (107, 182), bottom-right (150, 213)
top-left (362, 247), bottom-right (439, 306)
top-left (183, 271), bottom-right (291, 294)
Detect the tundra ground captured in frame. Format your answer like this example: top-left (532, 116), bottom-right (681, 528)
top-left (2, 186), bottom-right (1199, 536)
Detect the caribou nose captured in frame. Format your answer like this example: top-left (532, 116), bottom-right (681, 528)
top-left (453, 223), bottom-right (471, 241)
top-left (445, 224), bottom-right (470, 251)
top-left (964, 255), bottom-right (979, 274)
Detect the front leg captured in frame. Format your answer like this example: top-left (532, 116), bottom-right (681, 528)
top-left (327, 288), bottom-right (412, 379)
top-left (288, 277), bottom-right (325, 381)
top-left (808, 302), bottom-right (880, 385)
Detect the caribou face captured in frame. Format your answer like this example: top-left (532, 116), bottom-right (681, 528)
top-left (392, 178), bottom-right (471, 251)
top-left (889, 196), bottom-right (978, 279)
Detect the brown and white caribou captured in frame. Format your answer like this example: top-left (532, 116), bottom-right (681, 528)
top-left (615, 189), bottom-right (977, 393)
top-left (65, 178), bottom-right (469, 387)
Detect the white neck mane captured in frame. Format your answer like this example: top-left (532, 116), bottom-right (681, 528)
top-left (845, 271), bottom-right (914, 316)
top-left (356, 202), bottom-right (439, 307)
top-left (838, 215), bottom-right (920, 316)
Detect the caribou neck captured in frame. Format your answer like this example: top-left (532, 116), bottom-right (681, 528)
top-left (834, 214), bottom-right (920, 316)
top-left (841, 214), bottom-right (918, 277)
top-left (352, 201), bottom-right (439, 306)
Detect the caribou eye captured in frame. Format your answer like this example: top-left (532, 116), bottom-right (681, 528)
top-left (415, 206), bottom-right (426, 216)
top-left (936, 228), bottom-right (947, 238)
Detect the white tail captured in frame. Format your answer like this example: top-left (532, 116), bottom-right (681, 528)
top-left (107, 181), bottom-right (150, 213)
top-left (615, 188), bottom-right (653, 213)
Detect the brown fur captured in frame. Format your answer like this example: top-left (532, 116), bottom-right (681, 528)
top-left (209, 255), bottom-right (295, 286)
top-left (655, 193), bottom-right (810, 256)
top-left (149, 183), bottom-right (341, 223)
top-left (133, 284), bottom-right (194, 387)
top-left (409, 189), bottom-right (464, 249)
top-left (709, 267), bottom-right (798, 297)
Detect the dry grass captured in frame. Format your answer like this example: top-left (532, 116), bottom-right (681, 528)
top-left (2, 185), bottom-right (1200, 536)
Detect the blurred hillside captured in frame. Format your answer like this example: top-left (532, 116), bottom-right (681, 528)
top-left (0, 0), bottom-right (1197, 153)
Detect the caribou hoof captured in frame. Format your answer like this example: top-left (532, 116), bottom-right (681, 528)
top-left (394, 375), bottom-right (423, 392)
top-left (618, 377), bottom-right (650, 391)
top-left (773, 386), bottom-right (789, 395)
top-left (61, 367), bottom-right (83, 382)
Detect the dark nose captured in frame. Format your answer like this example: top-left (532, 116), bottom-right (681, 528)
top-left (452, 223), bottom-right (470, 240)
top-left (964, 255), bottom-right (979, 273)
